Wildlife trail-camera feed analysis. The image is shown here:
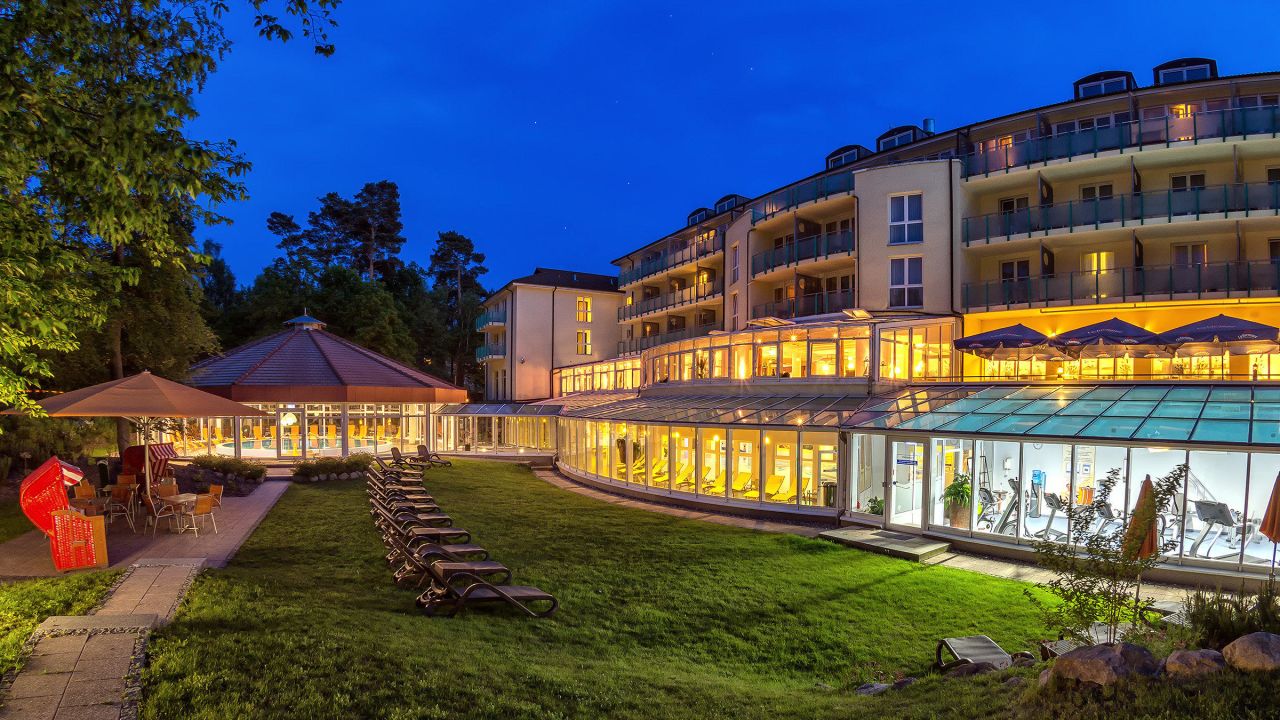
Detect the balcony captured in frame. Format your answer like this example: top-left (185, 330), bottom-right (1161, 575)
top-left (618, 234), bottom-right (724, 287)
top-left (748, 170), bottom-right (855, 225)
top-left (618, 279), bottom-right (724, 322)
top-left (617, 322), bottom-right (718, 356)
top-left (751, 289), bottom-right (856, 320)
top-left (751, 231), bottom-right (855, 277)
top-left (961, 260), bottom-right (1280, 311)
top-left (962, 182), bottom-right (1280, 246)
top-left (474, 308), bottom-right (506, 331)
top-left (962, 106), bottom-right (1280, 178)
top-left (475, 343), bottom-right (506, 362)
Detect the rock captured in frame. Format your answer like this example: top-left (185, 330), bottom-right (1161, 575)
top-left (855, 682), bottom-right (891, 696)
top-left (944, 661), bottom-right (998, 678)
top-left (1165, 648), bottom-right (1226, 678)
top-left (1011, 655), bottom-right (1037, 668)
top-left (1003, 676), bottom-right (1026, 689)
top-left (1038, 669), bottom-right (1051, 688)
top-left (1049, 643), bottom-right (1159, 687)
top-left (291, 474), bottom-right (306, 483)
top-left (338, 472), bottom-right (350, 481)
top-left (892, 677), bottom-right (917, 690)
top-left (1224, 632), bottom-right (1280, 672)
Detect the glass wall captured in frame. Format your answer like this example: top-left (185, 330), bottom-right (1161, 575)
top-left (930, 438), bottom-right (974, 530)
top-left (553, 358), bottom-right (642, 396)
top-left (699, 428), bottom-right (726, 495)
top-left (801, 432), bottom-right (838, 507)
top-left (672, 428), bottom-right (695, 491)
top-left (890, 441), bottom-right (924, 526)
top-left (762, 430), bottom-right (796, 503)
top-left (649, 425), bottom-right (671, 489)
top-left (878, 323), bottom-right (955, 382)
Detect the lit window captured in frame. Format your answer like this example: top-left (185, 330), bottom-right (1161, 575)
top-left (575, 296), bottom-right (592, 322)
top-left (576, 330), bottom-right (592, 355)
top-left (889, 194), bottom-right (923, 245)
top-left (889, 257), bottom-right (924, 308)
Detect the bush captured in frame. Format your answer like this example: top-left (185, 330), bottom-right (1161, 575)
top-left (292, 453), bottom-right (373, 480)
top-left (0, 416), bottom-right (115, 477)
top-left (188, 455), bottom-right (267, 480)
top-left (1180, 580), bottom-right (1280, 650)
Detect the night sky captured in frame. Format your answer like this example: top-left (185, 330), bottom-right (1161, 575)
top-left (192, 0), bottom-right (1280, 289)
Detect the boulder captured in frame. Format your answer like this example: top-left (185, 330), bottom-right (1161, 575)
top-left (1003, 676), bottom-right (1026, 689)
top-left (892, 677), bottom-right (917, 690)
top-left (338, 472), bottom-right (350, 481)
top-left (1049, 643), bottom-right (1159, 687)
top-left (944, 661), bottom-right (997, 678)
top-left (1164, 649), bottom-right (1226, 678)
top-left (1011, 655), bottom-right (1037, 668)
top-left (1038, 669), bottom-right (1051, 688)
top-left (855, 682), bottom-right (891, 696)
top-left (1223, 632), bottom-right (1280, 672)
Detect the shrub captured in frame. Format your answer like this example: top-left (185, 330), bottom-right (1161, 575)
top-left (188, 455), bottom-right (267, 480)
top-left (292, 454), bottom-right (372, 479)
top-left (1181, 580), bottom-right (1280, 649)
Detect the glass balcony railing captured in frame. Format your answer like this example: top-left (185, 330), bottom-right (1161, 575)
top-left (962, 260), bottom-right (1280, 311)
top-left (963, 182), bottom-right (1280, 246)
top-left (962, 105), bottom-right (1280, 178)
top-left (617, 234), bottom-right (724, 287)
top-left (747, 170), bottom-right (855, 225)
top-left (618, 279), bottom-right (725, 322)
top-left (475, 344), bottom-right (506, 361)
top-left (617, 322), bottom-right (718, 356)
top-left (473, 308), bottom-right (507, 331)
top-left (750, 231), bottom-right (855, 277)
top-left (750, 289), bottom-right (856, 320)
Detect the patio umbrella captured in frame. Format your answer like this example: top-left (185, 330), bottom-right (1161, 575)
top-left (24, 371), bottom-right (266, 502)
top-left (953, 323), bottom-right (1049, 361)
top-left (1156, 314), bottom-right (1280, 356)
top-left (1048, 317), bottom-right (1164, 359)
top-left (1258, 471), bottom-right (1280, 578)
top-left (1123, 475), bottom-right (1161, 630)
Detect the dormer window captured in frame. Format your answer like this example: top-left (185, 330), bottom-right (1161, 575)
top-left (1078, 77), bottom-right (1127, 98)
top-left (714, 197), bottom-right (738, 214)
top-left (687, 209), bottom-right (708, 226)
top-left (827, 150), bottom-right (858, 169)
top-left (1159, 63), bottom-right (1211, 85)
top-left (878, 130), bottom-right (914, 152)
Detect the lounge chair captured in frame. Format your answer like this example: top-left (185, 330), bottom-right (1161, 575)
top-left (935, 635), bottom-right (1034, 671)
top-left (728, 472), bottom-right (755, 498)
top-left (770, 474), bottom-right (796, 503)
top-left (417, 571), bottom-right (558, 618)
top-left (742, 474), bottom-right (783, 501)
top-left (374, 456), bottom-right (423, 480)
top-left (672, 463), bottom-right (695, 490)
top-left (699, 468), bottom-right (725, 495)
top-left (391, 447), bottom-right (430, 472)
top-left (416, 445), bottom-right (452, 467)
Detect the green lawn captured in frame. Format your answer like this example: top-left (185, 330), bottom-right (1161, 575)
top-left (0, 500), bottom-right (32, 544)
top-left (0, 570), bottom-right (120, 676)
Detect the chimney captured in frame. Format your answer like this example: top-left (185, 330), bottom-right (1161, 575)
top-left (922, 117), bottom-right (936, 134)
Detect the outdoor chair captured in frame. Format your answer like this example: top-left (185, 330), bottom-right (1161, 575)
top-left (143, 495), bottom-right (178, 536)
top-left (416, 571), bottom-right (558, 618)
top-left (184, 494), bottom-right (218, 536)
top-left (208, 484), bottom-right (224, 509)
top-left (156, 483), bottom-right (179, 499)
top-left (385, 534), bottom-right (510, 589)
top-left (391, 447), bottom-right (430, 472)
top-left (416, 445), bottom-right (452, 467)
top-left (106, 484), bottom-right (136, 532)
top-left (73, 483), bottom-right (97, 500)
top-left (375, 456), bottom-right (423, 480)
top-left (935, 635), bottom-right (1033, 671)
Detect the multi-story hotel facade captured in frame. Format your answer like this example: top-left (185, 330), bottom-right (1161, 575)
top-left (442, 57), bottom-right (1280, 584)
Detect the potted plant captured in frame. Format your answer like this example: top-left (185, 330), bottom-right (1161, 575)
top-left (866, 496), bottom-right (884, 516)
top-left (943, 472), bottom-right (972, 529)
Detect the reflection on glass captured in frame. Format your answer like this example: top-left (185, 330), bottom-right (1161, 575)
top-left (891, 441), bottom-right (924, 525)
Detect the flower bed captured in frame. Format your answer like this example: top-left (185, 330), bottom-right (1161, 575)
top-left (173, 456), bottom-right (267, 497)
top-left (291, 453), bottom-right (374, 483)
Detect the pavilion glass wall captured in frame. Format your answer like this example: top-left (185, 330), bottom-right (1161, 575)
top-left (698, 428), bottom-right (726, 496)
top-left (761, 430), bottom-right (798, 501)
top-left (648, 425), bottom-right (671, 489)
top-left (800, 431), bottom-right (838, 507)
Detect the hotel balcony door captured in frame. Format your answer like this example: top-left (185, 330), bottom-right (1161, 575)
top-left (890, 441), bottom-right (924, 528)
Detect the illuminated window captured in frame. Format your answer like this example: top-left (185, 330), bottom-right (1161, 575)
top-left (889, 257), bottom-right (923, 308)
top-left (575, 296), bottom-right (592, 322)
top-left (576, 330), bottom-right (592, 355)
top-left (889, 194), bottom-right (923, 245)
top-left (1081, 251), bottom-right (1115, 273)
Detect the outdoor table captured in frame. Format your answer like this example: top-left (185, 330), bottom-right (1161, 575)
top-left (69, 497), bottom-right (110, 516)
top-left (160, 493), bottom-right (199, 533)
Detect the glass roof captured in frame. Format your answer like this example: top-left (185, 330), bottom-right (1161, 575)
top-left (435, 403), bottom-right (563, 416)
top-left (849, 384), bottom-right (1273, 446)
top-left (562, 394), bottom-right (868, 427)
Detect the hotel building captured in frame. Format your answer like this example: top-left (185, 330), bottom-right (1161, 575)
top-left (441, 57), bottom-right (1280, 583)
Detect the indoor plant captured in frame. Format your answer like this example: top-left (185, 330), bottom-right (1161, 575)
top-left (943, 472), bottom-right (972, 529)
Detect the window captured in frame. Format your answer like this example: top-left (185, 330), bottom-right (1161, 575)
top-left (999, 196), bottom-right (1029, 214)
top-left (1270, 240), bottom-right (1280, 262)
top-left (1268, 168), bottom-right (1280, 184)
top-left (1173, 243), bottom-right (1207, 267)
top-left (688, 209), bottom-right (707, 226)
top-left (1171, 173), bottom-right (1206, 192)
top-left (827, 148), bottom-right (861, 168)
top-left (575, 296), bottom-right (592, 322)
top-left (1080, 184), bottom-right (1113, 201)
top-left (1081, 251), bottom-right (1115, 273)
top-left (1237, 94), bottom-right (1280, 109)
top-left (576, 330), bottom-right (592, 355)
top-left (879, 130), bottom-right (914, 151)
top-left (889, 193), bottom-right (923, 245)
top-left (1001, 259), bottom-right (1030, 282)
top-left (889, 257), bottom-right (923, 308)
top-left (1078, 77), bottom-right (1127, 98)
top-left (730, 293), bottom-right (738, 330)
top-left (731, 244), bottom-right (740, 284)
top-left (1159, 64), bottom-right (1211, 85)
top-left (715, 197), bottom-right (738, 214)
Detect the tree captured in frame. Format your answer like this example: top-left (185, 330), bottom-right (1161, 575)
top-left (310, 267), bottom-right (416, 362)
top-left (347, 181), bottom-right (406, 278)
top-left (427, 231), bottom-right (488, 388)
top-left (269, 181), bottom-right (405, 279)
top-left (0, 0), bottom-right (339, 415)
top-left (199, 240), bottom-right (241, 341)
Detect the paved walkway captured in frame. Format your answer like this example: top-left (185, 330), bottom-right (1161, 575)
top-left (0, 481), bottom-right (290, 579)
top-left (535, 468), bottom-right (1184, 602)
top-left (0, 481), bottom-right (291, 719)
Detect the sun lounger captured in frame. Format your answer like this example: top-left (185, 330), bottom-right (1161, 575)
top-left (416, 445), bottom-right (452, 467)
top-left (935, 635), bottom-right (1033, 671)
top-left (416, 571), bottom-right (558, 618)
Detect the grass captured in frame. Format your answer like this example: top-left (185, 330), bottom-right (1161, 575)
top-left (0, 571), bottom-right (120, 675)
top-left (0, 500), bottom-right (30, 545)
top-left (139, 459), bottom-right (1280, 719)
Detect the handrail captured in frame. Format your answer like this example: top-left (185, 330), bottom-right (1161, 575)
top-left (961, 260), bottom-right (1280, 310)
top-left (473, 308), bottom-right (507, 331)
top-left (616, 322), bottom-right (718, 355)
top-left (746, 170), bottom-right (856, 225)
top-left (751, 289), bottom-right (856, 320)
top-left (750, 231), bottom-right (855, 276)
top-left (618, 279), bottom-right (725, 321)
top-left (962, 182), bottom-right (1280, 246)
top-left (961, 105), bottom-right (1280, 178)
top-left (475, 344), bottom-right (506, 361)
top-left (618, 233), bottom-right (725, 287)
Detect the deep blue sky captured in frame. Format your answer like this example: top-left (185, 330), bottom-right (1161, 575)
top-left (193, 1), bottom-right (1280, 289)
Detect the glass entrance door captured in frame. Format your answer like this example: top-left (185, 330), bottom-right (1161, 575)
top-left (278, 407), bottom-right (302, 459)
top-left (890, 441), bottom-right (924, 527)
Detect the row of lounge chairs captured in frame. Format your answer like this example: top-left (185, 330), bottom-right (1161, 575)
top-left (367, 455), bottom-right (558, 618)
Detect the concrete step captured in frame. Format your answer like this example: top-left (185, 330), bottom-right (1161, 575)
top-left (818, 527), bottom-right (951, 562)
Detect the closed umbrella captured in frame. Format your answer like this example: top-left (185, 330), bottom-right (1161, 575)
top-left (1258, 471), bottom-right (1280, 578)
top-left (21, 371), bottom-right (266, 503)
top-left (1123, 475), bottom-right (1161, 629)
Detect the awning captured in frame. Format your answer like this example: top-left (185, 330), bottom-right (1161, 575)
top-left (1047, 317), bottom-right (1164, 359)
top-left (953, 324), bottom-right (1048, 360)
top-left (1157, 314), bottom-right (1280, 356)
top-left (849, 383), bottom-right (1279, 446)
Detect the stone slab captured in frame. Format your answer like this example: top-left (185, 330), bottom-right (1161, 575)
top-left (36, 616), bottom-right (155, 634)
top-left (818, 527), bottom-right (951, 562)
